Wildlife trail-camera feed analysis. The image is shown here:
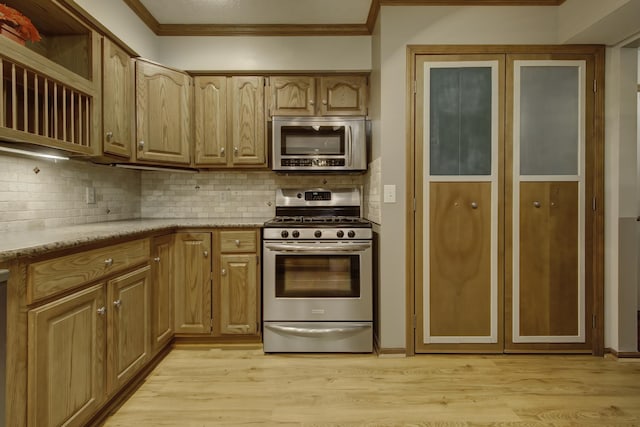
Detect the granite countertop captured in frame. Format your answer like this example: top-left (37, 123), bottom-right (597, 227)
top-left (0, 218), bottom-right (270, 263)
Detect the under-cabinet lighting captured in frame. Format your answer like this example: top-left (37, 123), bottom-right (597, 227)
top-left (112, 164), bottom-right (199, 173)
top-left (0, 145), bottom-right (69, 161)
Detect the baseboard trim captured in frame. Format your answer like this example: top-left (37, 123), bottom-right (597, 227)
top-left (606, 347), bottom-right (640, 359)
top-left (377, 347), bottom-right (407, 357)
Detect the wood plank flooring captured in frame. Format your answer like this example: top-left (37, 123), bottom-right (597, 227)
top-left (103, 346), bottom-right (640, 426)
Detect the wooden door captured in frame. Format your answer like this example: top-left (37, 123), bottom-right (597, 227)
top-left (107, 265), bottom-right (150, 393)
top-left (151, 234), bottom-right (174, 353)
top-left (415, 55), bottom-right (504, 353)
top-left (269, 76), bottom-right (316, 116)
top-left (174, 232), bottom-right (212, 334)
top-left (318, 76), bottom-right (368, 116)
top-left (228, 76), bottom-right (266, 166)
top-left (102, 38), bottom-right (133, 158)
top-left (135, 60), bottom-right (191, 164)
top-left (27, 284), bottom-right (106, 427)
top-left (505, 55), bottom-right (594, 351)
top-left (194, 76), bottom-right (227, 166)
top-left (218, 254), bottom-right (258, 335)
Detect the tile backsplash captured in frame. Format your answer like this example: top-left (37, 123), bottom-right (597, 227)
top-left (141, 170), bottom-right (365, 219)
top-left (0, 155), bottom-right (141, 232)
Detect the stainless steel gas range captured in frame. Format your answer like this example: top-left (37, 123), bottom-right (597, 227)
top-left (262, 188), bottom-right (373, 353)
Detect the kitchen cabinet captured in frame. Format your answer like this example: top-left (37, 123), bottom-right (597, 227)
top-left (194, 76), bottom-right (266, 168)
top-left (0, 1), bottom-right (101, 156)
top-left (151, 234), bottom-right (174, 353)
top-left (173, 232), bottom-right (212, 334)
top-left (102, 38), bottom-right (134, 158)
top-left (27, 284), bottom-right (106, 427)
top-left (106, 265), bottom-right (151, 394)
top-left (268, 75), bottom-right (368, 117)
top-left (135, 59), bottom-right (192, 165)
top-left (214, 229), bottom-right (260, 336)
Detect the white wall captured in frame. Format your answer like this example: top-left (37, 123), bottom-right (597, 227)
top-left (559, 0), bottom-right (640, 45)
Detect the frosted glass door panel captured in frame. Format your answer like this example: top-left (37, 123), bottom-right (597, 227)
top-left (430, 67), bottom-right (492, 176)
top-left (519, 66), bottom-right (579, 176)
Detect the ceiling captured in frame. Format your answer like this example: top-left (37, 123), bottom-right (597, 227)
top-left (123, 0), bottom-right (566, 36)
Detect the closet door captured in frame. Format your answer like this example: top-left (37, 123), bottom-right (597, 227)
top-left (415, 55), bottom-right (504, 353)
top-left (505, 55), bottom-right (594, 351)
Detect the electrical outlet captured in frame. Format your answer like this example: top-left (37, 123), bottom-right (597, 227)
top-left (383, 185), bottom-right (396, 203)
top-left (85, 187), bottom-right (96, 204)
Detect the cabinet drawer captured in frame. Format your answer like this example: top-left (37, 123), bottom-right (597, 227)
top-left (219, 230), bottom-right (257, 253)
top-left (28, 239), bottom-right (150, 303)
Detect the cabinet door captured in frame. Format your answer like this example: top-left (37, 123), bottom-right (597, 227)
top-left (269, 76), bottom-right (315, 116)
top-left (102, 38), bottom-right (133, 158)
top-left (318, 76), bottom-right (368, 116)
top-left (135, 60), bottom-right (191, 164)
top-left (107, 265), bottom-right (151, 394)
top-left (228, 76), bottom-right (266, 166)
top-left (174, 232), bottom-right (212, 334)
top-left (151, 234), bottom-right (174, 353)
top-left (218, 254), bottom-right (258, 335)
top-left (194, 76), bottom-right (227, 166)
top-left (27, 284), bottom-right (106, 427)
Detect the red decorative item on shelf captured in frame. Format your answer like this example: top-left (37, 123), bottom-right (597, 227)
top-left (0, 3), bottom-right (41, 44)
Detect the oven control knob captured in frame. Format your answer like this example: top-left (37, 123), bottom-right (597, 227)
top-left (280, 230), bottom-right (289, 238)
top-left (292, 230), bottom-right (300, 238)
top-left (347, 230), bottom-right (356, 238)
top-left (336, 230), bottom-right (344, 238)
top-left (314, 230), bottom-right (322, 238)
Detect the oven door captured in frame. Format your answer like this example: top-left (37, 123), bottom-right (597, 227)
top-left (262, 240), bottom-right (372, 321)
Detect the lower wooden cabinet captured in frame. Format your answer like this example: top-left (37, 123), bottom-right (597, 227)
top-left (173, 228), bottom-right (260, 338)
top-left (151, 234), bottom-right (174, 352)
top-left (27, 284), bottom-right (106, 427)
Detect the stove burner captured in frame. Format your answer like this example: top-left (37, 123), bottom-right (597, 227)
top-left (267, 215), bottom-right (370, 226)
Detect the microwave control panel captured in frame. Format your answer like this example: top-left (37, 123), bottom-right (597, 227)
top-left (281, 158), bottom-right (346, 167)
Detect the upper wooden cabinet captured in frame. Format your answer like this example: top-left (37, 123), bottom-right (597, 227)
top-left (102, 38), bottom-right (133, 159)
top-left (194, 76), bottom-right (266, 168)
top-left (268, 75), bottom-right (368, 117)
top-left (0, 1), bottom-right (101, 156)
top-left (135, 60), bottom-right (192, 165)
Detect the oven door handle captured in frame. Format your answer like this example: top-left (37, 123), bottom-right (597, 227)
top-left (264, 243), bottom-right (371, 253)
top-left (265, 323), bottom-right (370, 337)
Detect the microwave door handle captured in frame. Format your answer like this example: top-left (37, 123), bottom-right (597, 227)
top-left (346, 125), bottom-right (353, 167)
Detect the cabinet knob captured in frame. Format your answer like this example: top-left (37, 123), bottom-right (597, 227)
top-left (97, 307), bottom-right (106, 316)
top-left (470, 202), bottom-right (478, 209)
top-left (105, 131), bottom-right (113, 141)
top-left (322, 100), bottom-right (327, 105)
top-left (104, 258), bottom-right (114, 267)
top-left (235, 239), bottom-right (241, 246)
top-left (113, 299), bottom-right (122, 308)
top-left (221, 268), bottom-right (227, 276)
top-left (221, 147), bottom-right (225, 156)
top-left (204, 250), bottom-right (209, 258)
top-left (154, 256), bottom-right (161, 263)
top-left (533, 201), bottom-right (541, 208)
top-left (138, 140), bottom-right (145, 151)
top-left (234, 146), bottom-right (238, 156)
top-left (309, 100), bottom-right (314, 105)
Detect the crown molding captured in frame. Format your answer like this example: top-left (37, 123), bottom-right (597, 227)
top-left (123, 0), bottom-right (566, 37)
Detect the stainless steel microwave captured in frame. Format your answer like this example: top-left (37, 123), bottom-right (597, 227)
top-left (272, 116), bottom-right (367, 172)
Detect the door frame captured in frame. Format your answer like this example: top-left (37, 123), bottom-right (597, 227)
top-left (406, 44), bottom-right (605, 356)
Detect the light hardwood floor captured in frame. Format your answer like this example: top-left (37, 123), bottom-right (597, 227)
top-left (103, 346), bottom-right (640, 426)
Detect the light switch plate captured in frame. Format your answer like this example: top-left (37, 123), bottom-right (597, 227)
top-left (383, 184), bottom-right (396, 203)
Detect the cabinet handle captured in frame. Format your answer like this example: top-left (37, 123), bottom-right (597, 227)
top-left (104, 258), bottom-right (114, 267)
top-left (235, 239), bottom-right (241, 246)
top-left (533, 201), bottom-right (541, 208)
top-left (309, 100), bottom-right (314, 105)
top-left (204, 250), bottom-right (209, 258)
top-left (138, 140), bottom-right (145, 151)
top-left (105, 131), bottom-right (113, 141)
top-left (322, 99), bottom-right (327, 105)
top-left (97, 307), bottom-right (106, 316)
top-left (113, 299), bottom-right (122, 308)
top-left (221, 268), bottom-right (227, 276)
top-left (470, 202), bottom-right (478, 209)
top-left (154, 256), bottom-right (161, 262)
top-left (234, 146), bottom-right (238, 156)
top-left (221, 147), bottom-right (225, 156)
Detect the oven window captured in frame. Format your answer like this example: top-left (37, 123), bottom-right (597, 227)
top-left (275, 255), bottom-right (360, 298)
top-left (281, 126), bottom-right (345, 155)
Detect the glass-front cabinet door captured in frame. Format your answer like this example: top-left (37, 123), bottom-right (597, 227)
top-left (415, 55), bottom-right (504, 352)
top-left (505, 56), bottom-right (592, 351)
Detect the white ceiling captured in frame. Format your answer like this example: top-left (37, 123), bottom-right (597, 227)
top-left (138, 0), bottom-right (374, 25)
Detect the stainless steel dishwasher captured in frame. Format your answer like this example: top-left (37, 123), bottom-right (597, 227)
top-left (0, 269), bottom-right (7, 427)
